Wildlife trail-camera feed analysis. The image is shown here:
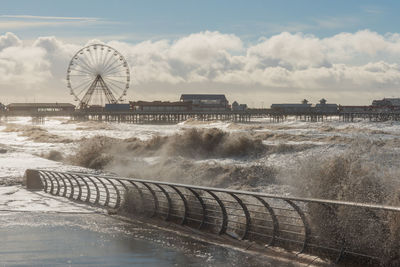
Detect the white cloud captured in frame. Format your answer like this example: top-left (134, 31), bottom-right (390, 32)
top-left (2, 30), bottom-right (400, 105)
top-left (0, 32), bottom-right (21, 50)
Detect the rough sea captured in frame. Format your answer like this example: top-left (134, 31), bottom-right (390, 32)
top-left (1, 116), bottom-right (400, 266)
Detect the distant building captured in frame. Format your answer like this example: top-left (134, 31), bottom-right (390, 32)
top-left (130, 101), bottom-right (191, 112)
top-left (104, 103), bottom-right (130, 111)
top-left (271, 99), bottom-right (312, 113)
top-left (180, 94), bottom-right (229, 111)
top-left (314, 98), bottom-right (338, 113)
top-left (301, 99), bottom-right (309, 105)
top-left (232, 101), bottom-right (247, 111)
top-left (372, 98), bottom-right (400, 107)
top-left (7, 103), bottom-right (75, 114)
top-left (339, 106), bottom-right (371, 113)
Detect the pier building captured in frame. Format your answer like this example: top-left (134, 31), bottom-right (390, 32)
top-left (180, 94), bottom-right (230, 111)
top-left (7, 103), bottom-right (75, 115)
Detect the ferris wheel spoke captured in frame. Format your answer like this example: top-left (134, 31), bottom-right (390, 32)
top-left (99, 47), bottom-right (105, 68)
top-left (102, 60), bottom-right (119, 75)
top-left (95, 46), bottom-right (102, 67)
top-left (72, 63), bottom-right (96, 75)
top-left (100, 47), bottom-right (112, 70)
top-left (105, 84), bottom-right (124, 97)
top-left (103, 78), bottom-right (125, 91)
top-left (71, 73), bottom-right (94, 80)
top-left (75, 86), bottom-right (93, 100)
top-left (103, 76), bottom-right (127, 84)
top-left (101, 51), bottom-right (115, 73)
top-left (103, 63), bottom-right (125, 76)
top-left (105, 83), bottom-right (121, 98)
top-left (72, 56), bottom-right (96, 73)
top-left (93, 47), bottom-right (99, 67)
top-left (69, 68), bottom-right (95, 75)
top-left (108, 85), bottom-right (126, 100)
top-left (87, 48), bottom-right (97, 69)
top-left (69, 74), bottom-right (94, 77)
top-left (82, 51), bottom-right (96, 70)
top-left (103, 68), bottom-right (127, 76)
top-left (76, 84), bottom-right (92, 98)
top-left (77, 57), bottom-right (96, 74)
top-left (72, 76), bottom-right (94, 88)
top-left (72, 79), bottom-right (94, 92)
top-left (73, 77), bottom-right (95, 86)
top-left (102, 55), bottom-right (122, 73)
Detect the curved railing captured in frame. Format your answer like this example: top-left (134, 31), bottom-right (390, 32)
top-left (28, 169), bottom-right (400, 265)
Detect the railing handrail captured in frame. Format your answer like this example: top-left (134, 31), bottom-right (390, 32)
top-left (34, 169), bottom-right (400, 212)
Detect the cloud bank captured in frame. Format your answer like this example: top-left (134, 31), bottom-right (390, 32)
top-left (1, 30), bottom-right (400, 105)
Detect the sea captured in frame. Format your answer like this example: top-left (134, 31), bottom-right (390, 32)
top-left (1, 116), bottom-right (400, 266)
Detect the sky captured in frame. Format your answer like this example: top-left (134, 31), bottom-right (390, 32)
top-left (1, 0), bottom-right (400, 106)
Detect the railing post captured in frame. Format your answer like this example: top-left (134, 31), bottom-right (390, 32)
top-left (127, 181), bottom-right (145, 211)
top-left (187, 188), bottom-right (206, 230)
top-left (53, 172), bottom-right (68, 197)
top-left (169, 185), bottom-right (188, 225)
top-left (140, 182), bottom-right (159, 217)
top-left (229, 193), bottom-right (251, 240)
top-left (93, 177), bottom-right (110, 207)
top-left (49, 172), bottom-right (61, 196)
top-left (76, 174), bottom-right (91, 203)
top-left (105, 178), bottom-right (120, 208)
top-left (285, 200), bottom-right (311, 254)
top-left (253, 196), bottom-right (279, 246)
top-left (37, 171), bottom-right (48, 192)
top-left (84, 175), bottom-right (100, 204)
top-left (206, 190), bottom-right (228, 235)
top-left (69, 174), bottom-right (82, 200)
top-left (64, 173), bottom-right (76, 199)
top-left (154, 184), bottom-right (172, 221)
top-left (43, 171), bottom-right (55, 195)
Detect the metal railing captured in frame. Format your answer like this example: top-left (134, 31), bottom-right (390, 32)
top-left (30, 169), bottom-right (400, 265)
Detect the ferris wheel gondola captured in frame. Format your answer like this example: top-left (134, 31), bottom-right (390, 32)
top-left (66, 44), bottom-right (130, 109)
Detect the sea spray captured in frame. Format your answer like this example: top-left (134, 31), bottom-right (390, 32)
top-left (69, 128), bottom-right (277, 187)
top-left (71, 128), bottom-right (267, 164)
top-left (284, 139), bottom-right (400, 264)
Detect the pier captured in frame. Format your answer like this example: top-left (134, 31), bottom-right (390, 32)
top-left (3, 109), bottom-right (400, 124)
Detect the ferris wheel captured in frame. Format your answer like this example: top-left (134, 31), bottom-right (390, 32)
top-left (67, 44), bottom-right (130, 109)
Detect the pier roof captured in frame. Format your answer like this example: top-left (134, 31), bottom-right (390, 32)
top-left (7, 103), bottom-right (75, 108)
top-left (180, 94), bottom-right (227, 101)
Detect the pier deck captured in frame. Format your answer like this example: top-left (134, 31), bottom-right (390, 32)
top-left (2, 109), bottom-right (400, 123)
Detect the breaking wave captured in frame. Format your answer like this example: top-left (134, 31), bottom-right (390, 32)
top-left (3, 124), bottom-right (72, 143)
top-left (285, 140), bottom-right (400, 264)
top-left (75, 121), bottom-right (115, 131)
top-left (72, 128), bottom-right (266, 164)
top-left (68, 128), bottom-right (281, 188)
top-left (40, 150), bottom-right (64, 161)
top-left (111, 158), bottom-right (277, 188)
top-left (254, 131), bottom-right (353, 144)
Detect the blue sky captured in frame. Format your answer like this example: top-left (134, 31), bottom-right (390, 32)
top-left (0, 0), bottom-right (398, 42)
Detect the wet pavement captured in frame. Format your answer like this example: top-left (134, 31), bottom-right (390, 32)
top-left (0, 211), bottom-right (301, 267)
